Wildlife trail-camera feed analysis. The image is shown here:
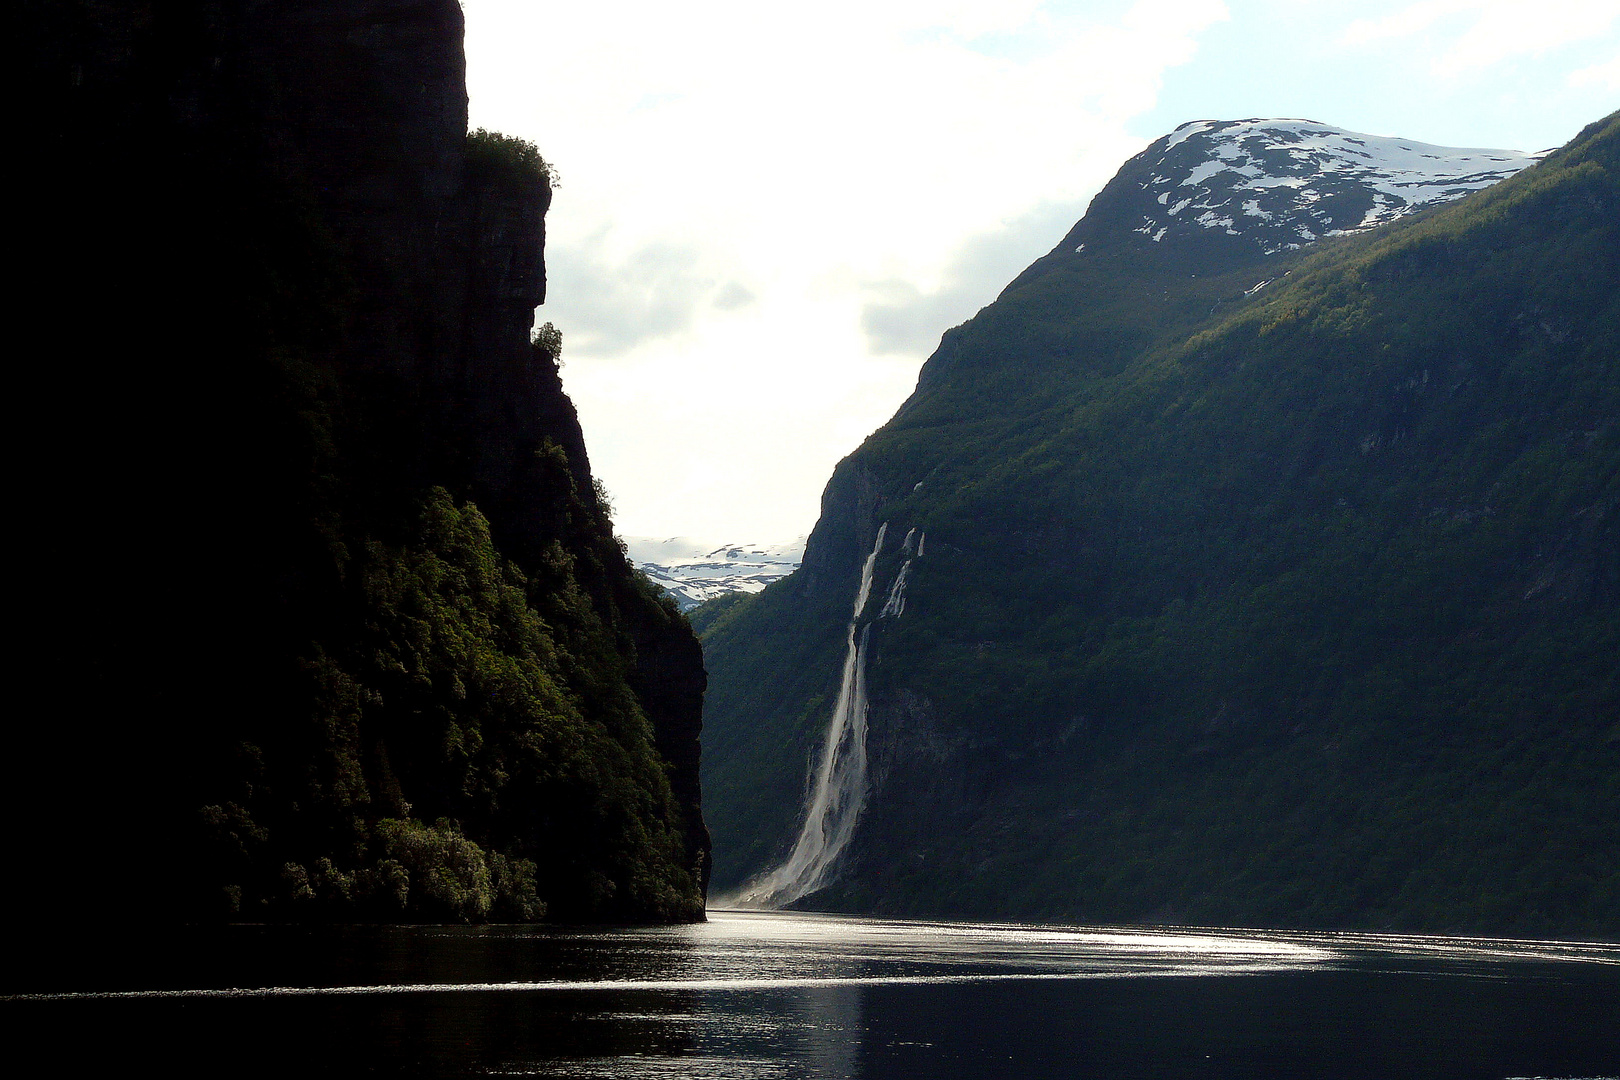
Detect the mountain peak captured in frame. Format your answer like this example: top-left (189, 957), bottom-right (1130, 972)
top-left (624, 536), bottom-right (807, 610)
top-left (1079, 118), bottom-right (1539, 258)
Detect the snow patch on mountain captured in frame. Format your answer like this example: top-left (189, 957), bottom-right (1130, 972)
top-left (625, 536), bottom-right (806, 610)
top-left (1129, 119), bottom-right (1539, 255)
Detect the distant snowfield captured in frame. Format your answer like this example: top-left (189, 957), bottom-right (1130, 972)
top-left (624, 536), bottom-right (806, 610)
top-left (1133, 119), bottom-right (1541, 253)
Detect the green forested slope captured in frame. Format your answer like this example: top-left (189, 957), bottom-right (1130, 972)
top-left (701, 113), bottom-right (1618, 936)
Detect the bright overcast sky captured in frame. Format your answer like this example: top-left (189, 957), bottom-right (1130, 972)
top-left (463, 0), bottom-right (1618, 542)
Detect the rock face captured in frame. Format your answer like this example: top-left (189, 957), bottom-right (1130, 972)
top-left (18, 0), bottom-right (707, 922)
top-left (700, 116), bottom-right (1618, 937)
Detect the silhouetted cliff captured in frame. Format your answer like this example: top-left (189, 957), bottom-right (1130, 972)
top-left (16, 0), bottom-right (707, 923)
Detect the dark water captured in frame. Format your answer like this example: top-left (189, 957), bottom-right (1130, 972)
top-left (4, 909), bottom-right (1617, 1078)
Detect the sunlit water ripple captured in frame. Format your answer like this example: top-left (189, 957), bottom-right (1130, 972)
top-left (4, 909), bottom-right (1617, 1078)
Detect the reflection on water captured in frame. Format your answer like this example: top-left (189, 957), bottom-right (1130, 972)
top-left (797, 984), bottom-right (861, 1080)
top-left (3, 909), bottom-right (1617, 1078)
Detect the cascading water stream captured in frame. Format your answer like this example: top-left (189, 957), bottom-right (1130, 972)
top-left (732, 524), bottom-right (923, 908)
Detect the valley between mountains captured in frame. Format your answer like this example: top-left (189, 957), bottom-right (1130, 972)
top-left (22, 0), bottom-right (1615, 942)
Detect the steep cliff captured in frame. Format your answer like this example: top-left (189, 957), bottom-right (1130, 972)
top-left (701, 116), bottom-right (1618, 937)
top-left (17, 0), bottom-right (706, 922)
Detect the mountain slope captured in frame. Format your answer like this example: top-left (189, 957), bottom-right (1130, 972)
top-left (700, 114), bottom-right (1619, 937)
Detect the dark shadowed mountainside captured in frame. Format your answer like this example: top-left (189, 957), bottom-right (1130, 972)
top-left (15, 0), bottom-right (706, 924)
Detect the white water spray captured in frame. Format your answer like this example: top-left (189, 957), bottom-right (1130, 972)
top-left (879, 529), bottom-right (919, 619)
top-left (732, 524), bottom-right (891, 907)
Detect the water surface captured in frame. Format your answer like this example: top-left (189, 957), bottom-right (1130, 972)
top-left (5, 909), bottom-right (1617, 1077)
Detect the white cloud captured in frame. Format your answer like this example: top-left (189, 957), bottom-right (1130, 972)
top-left (544, 236), bottom-right (716, 358)
top-left (1343, 0), bottom-right (1465, 45)
top-left (1568, 50), bottom-right (1620, 91)
top-left (860, 200), bottom-right (1087, 355)
top-left (1344, 0), bottom-right (1618, 79)
top-left (463, 0), bottom-right (1229, 538)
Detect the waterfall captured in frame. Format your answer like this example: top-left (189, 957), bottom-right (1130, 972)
top-left (731, 523), bottom-right (890, 908)
top-left (878, 528), bottom-right (918, 618)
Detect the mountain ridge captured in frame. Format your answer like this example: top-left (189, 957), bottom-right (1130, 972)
top-left (1119, 118), bottom-right (1537, 251)
top-left (627, 536), bottom-right (806, 610)
top-left (699, 113), bottom-right (1619, 937)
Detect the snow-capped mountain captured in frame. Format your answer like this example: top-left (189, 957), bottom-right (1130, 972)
top-left (1078, 119), bottom-right (1539, 257)
top-left (701, 111), bottom-right (1619, 932)
top-left (625, 536), bottom-right (806, 610)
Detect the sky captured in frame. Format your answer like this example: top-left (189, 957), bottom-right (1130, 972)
top-left (463, 0), bottom-right (1618, 542)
